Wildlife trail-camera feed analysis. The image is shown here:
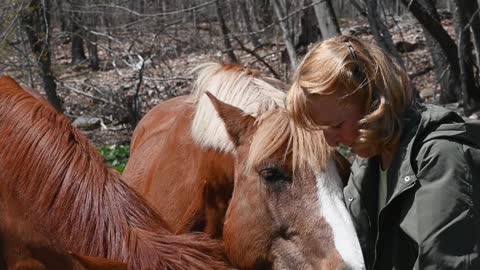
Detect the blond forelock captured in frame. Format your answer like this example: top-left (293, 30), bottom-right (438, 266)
top-left (246, 109), bottom-right (333, 174)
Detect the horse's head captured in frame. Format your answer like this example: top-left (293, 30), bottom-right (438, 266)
top-left (207, 92), bottom-right (365, 270)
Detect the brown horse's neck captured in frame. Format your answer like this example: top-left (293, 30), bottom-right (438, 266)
top-left (0, 78), bottom-right (229, 269)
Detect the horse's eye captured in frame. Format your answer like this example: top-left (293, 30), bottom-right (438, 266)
top-left (259, 167), bottom-right (287, 183)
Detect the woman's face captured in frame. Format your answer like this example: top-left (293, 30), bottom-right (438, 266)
top-left (307, 93), bottom-right (374, 158)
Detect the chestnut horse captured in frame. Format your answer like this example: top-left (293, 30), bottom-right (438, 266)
top-left (123, 63), bottom-right (365, 269)
top-left (0, 76), bottom-right (232, 270)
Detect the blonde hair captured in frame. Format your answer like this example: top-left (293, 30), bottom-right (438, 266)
top-left (287, 35), bottom-right (412, 153)
top-left (246, 109), bottom-right (333, 174)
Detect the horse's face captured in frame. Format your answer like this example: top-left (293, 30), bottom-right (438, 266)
top-left (208, 93), bottom-right (365, 270)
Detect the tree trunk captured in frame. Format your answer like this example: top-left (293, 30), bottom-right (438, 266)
top-left (271, 0), bottom-right (297, 69)
top-left (70, 3), bottom-right (86, 65)
top-left (239, 0), bottom-right (260, 48)
top-left (463, 0), bottom-right (480, 78)
top-left (312, 0), bottom-right (341, 39)
top-left (139, 0), bottom-right (145, 16)
top-left (349, 0), bottom-right (368, 17)
top-left (85, 0), bottom-right (99, 71)
top-left (56, 0), bottom-right (69, 32)
top-left (453, 0), bottom-right (480, 114)
top-left (418, 0), bottom-right (461, 103)
top-left (215, 0), bottom-right (238, 63)
top-left (87, 31), bottom-right (99, 71)
top-left (365, 0), bottom-right (403, 65)
top-left (399, 0), bottom-right (460, 76)
top-left (297, 0), bottom-right (322, 55)
top-left (228, 0), bottom-right (241, 33)
top-left (20, 0), bottom-right (62, 112)
top-left (18, 23), bottom-right (36, 88)
top-left (246, 0), bottom-right (262, 40)
top-left (254, 0), bottom-right (274, 29)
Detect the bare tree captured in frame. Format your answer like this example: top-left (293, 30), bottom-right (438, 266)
top-left (215, 0), bottom-right (238, 63)
top-left (400, 0), bottom-right (461, 103)
top-left (85, 0), bottom-right (100, 71)
top-left (462, 0), bottom-right (480, 77)
top-left (296, 0), bottom-right (322, 55)
top-left (20, 0), bottom-right (62, 111)
top-left (348, 0), bottom-right (367, 17)
top-left (271, 0), bottom-right (297, 68)
top-left (239, 0), bottom-right (260, 48)
top-left (453, 0), bottom-right (480, 114)
top-left (252, 0), bottom-right (274, 32)
top-left (312, 0), bottom-right (341, 39)
top-left (417, 0), bottom-right (461, 103)
top-left (6, 0), bottom-right (480, 135)
top-left (365, 0), bottom-right (403, 65)
top-left (87, 31), bottom-right (99, 71)
top-left (69, 1), bottom-right (87, 65)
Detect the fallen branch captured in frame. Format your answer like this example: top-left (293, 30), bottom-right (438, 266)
top-left (143, 76), bottom-right (192, 82)
top-left (60, 82), bottom-right (124, 110)
top-left (410, 66), bottom-right (434, 78)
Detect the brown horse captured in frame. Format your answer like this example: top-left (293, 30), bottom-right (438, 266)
top-left (123, 63), bottom-right (286, 239)
top-left (0, 76), bottom-right (232, 270)
top-left (123, 63), bottom-right (365, 269)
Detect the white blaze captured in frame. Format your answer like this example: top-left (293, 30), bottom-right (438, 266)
top-left (316, 160), bottom-right (365, 269)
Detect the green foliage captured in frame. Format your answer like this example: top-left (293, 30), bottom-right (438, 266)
top-left (98, 144), bottom-right (130, 173)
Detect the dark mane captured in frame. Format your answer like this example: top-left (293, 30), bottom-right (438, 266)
top-left (0, 76), bottom-right (229, 269)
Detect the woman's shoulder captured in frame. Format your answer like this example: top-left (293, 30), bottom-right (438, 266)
top-left (411, 104), bottom-right (480, 178)
top-left (414, 103), bottom-right (479, 144)
top-left (419, 103), bottom-right (463, 123)
top-left (409, 103), bottom-right (469, 142)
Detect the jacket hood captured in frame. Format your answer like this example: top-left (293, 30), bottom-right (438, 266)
top-left (412, 103), bottom-right (480, 148)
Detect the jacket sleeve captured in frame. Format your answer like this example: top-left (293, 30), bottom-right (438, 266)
top-left (409, 139), bottom-right (480, 270)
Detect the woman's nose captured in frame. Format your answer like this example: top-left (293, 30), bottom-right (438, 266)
top-left (323, 130), bottom-right (338, 147)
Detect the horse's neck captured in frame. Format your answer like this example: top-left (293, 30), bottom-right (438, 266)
top-left (2, 130), bottom-right (169, 262)
top-left (0, 93), bottom-right (229, 269)
top-left (0, 92), bottom-right (173, 263)
top-left (0, 81), bottom-right (233, 269)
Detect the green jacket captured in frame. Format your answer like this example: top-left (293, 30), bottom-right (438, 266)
top-left (344, 104), bottom-right (480, 269)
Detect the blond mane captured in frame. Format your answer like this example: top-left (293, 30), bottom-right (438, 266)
top-left (190, 62), bottom-right (287, 152)
top-left (246, 109), bottom-right (334, 174)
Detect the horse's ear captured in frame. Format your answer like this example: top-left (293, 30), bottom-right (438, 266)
top-left (205, 91), bottom-right (256, 147)
top-left (69, 252), bottom-right (127, 270)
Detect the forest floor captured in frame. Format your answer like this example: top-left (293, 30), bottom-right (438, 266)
top-left (2, 13), bottom-right (470, 148)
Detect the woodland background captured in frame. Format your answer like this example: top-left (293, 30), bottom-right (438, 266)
top-left (1, 0), bottom-right (480, 169)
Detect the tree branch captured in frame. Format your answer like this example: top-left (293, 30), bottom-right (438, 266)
top-left (233, 36), bottom-right (281, 79)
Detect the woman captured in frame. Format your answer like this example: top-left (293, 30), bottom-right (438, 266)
top-left (286, 35), bottom-right (480, 269)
